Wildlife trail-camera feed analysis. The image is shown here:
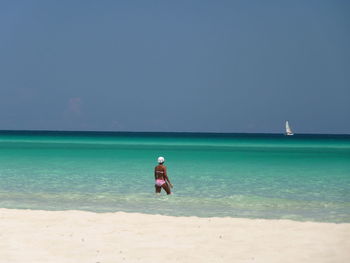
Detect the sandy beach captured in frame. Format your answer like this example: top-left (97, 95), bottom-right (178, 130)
top-left (1, 208), bottom-right (349, 263)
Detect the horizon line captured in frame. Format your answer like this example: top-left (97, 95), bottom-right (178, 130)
top-left (0, 129), bottom-right (349, 136)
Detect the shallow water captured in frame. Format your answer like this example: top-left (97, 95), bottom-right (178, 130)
top-left (0, 131), bottom-right (349, 222)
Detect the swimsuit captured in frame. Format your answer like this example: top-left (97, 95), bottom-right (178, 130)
top-left (155, 179), bottom-right (166, 187)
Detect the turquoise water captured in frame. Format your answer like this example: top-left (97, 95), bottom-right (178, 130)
top-left (0, 131), bottom-right (349, 222)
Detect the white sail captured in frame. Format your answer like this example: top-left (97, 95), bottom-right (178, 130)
top-left (285, 121), bottom-right (294, 136)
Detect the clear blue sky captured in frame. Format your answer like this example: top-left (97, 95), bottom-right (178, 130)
top-left (1, 0), bottom-right (349, 134)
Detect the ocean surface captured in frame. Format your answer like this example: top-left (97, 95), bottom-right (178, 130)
top-left (0, 131), bottom-right (349, 223)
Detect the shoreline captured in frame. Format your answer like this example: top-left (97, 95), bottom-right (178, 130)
top-left (1, 208), bottom-right (349, 263)
top-left (0, 206), bottom-right (349, 224)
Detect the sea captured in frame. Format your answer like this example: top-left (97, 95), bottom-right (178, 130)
top-left (0, 131), bottom-right (349, 223)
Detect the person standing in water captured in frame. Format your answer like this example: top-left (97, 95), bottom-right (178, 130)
top-left (154, 156), bottom-right (173, 195)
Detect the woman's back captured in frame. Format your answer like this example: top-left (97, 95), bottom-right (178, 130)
top-left (155, 164), bottom-right (166, 179)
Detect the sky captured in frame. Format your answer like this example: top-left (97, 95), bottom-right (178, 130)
top-left (0, 0), bottom-right (349, 134)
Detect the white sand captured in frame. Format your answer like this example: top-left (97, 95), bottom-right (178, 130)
top-left (1, 208), bottom-right (349, 263)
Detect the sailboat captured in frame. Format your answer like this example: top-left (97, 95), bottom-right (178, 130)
top-left (285, 121), bottom-right (294, 136)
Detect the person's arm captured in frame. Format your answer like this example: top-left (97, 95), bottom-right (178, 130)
top-left (154, 167), bottom-right (157, 180)
top-left (164, 167), bottom-right (173, 188)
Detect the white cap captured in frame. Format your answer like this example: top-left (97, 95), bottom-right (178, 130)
top-left (157, 156), bottom-right (165, 164)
